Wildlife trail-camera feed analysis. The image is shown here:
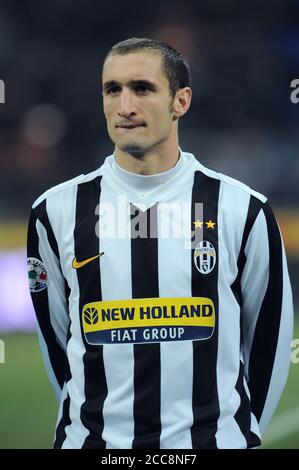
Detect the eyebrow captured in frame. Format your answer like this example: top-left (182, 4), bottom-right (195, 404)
top-left (102, 79), bottom-right (158, 92)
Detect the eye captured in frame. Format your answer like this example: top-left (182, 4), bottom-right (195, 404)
top-left (134, 85), bottom-right (151, 94)
top-left (107, 86), bottom-right (120, 95)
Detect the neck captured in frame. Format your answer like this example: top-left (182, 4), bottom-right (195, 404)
top-left (114, 131), bottom-right (180, 176)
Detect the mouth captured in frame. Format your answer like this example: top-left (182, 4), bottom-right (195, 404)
top-left (116, 123), bottom-right (146, 129)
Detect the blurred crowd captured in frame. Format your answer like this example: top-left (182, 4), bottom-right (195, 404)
top-left (0, 0), bottom-right (298, 219)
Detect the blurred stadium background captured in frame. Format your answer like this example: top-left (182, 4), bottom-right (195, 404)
top-left (0, 0), bottom-right (298, 449)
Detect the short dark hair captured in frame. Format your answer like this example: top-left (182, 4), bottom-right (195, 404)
top-left (103, 37), bottom-right (191, 97)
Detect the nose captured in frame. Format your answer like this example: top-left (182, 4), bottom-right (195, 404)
top-left (118, 89), bottom-right (136, 118)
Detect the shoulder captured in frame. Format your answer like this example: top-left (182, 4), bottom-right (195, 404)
top-left (188, 153), bottom-right (267, 204)
top-left (32, 162), bottom-right (108, 210)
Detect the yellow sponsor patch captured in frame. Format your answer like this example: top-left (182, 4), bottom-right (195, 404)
top-left (82, 297), bottom-right (215, 345)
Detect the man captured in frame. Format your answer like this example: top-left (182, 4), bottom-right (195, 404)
top-left (27, 37), bottom-right (294, 449)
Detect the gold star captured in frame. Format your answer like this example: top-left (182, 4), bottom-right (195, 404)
top-left (206, 220), bottom-right (216, 229)
top-left (193, 220), bottom-right (203, 229)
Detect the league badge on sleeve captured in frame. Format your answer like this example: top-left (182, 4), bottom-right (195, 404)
top-left (27, 257), bottom-right (48, 293)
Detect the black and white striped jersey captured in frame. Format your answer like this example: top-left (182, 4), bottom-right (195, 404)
top-left (27, 150), bottom-right (294, 449)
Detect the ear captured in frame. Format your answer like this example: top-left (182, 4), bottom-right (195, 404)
top-left (172, 87), bottom-right (192, 119)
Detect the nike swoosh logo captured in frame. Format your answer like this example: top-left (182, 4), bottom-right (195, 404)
top-left (72, 252), bottom-right (104, 269)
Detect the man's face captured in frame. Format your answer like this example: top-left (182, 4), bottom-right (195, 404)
top-left (102, 51), bottom-right (175, 155)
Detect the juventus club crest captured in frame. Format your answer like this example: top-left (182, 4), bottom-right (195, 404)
top-left (194, 240), bottom-right (216, 274)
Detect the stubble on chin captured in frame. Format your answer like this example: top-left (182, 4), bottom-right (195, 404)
top-left (121, 148), bottom-right (146, 158)
top-left (117, 140), bottom-right (147, 158)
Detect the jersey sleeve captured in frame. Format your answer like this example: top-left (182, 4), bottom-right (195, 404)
top-left (240, 201), bottom-right (294, 435)
top-left (27, 202), bottom-right (70, 401)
